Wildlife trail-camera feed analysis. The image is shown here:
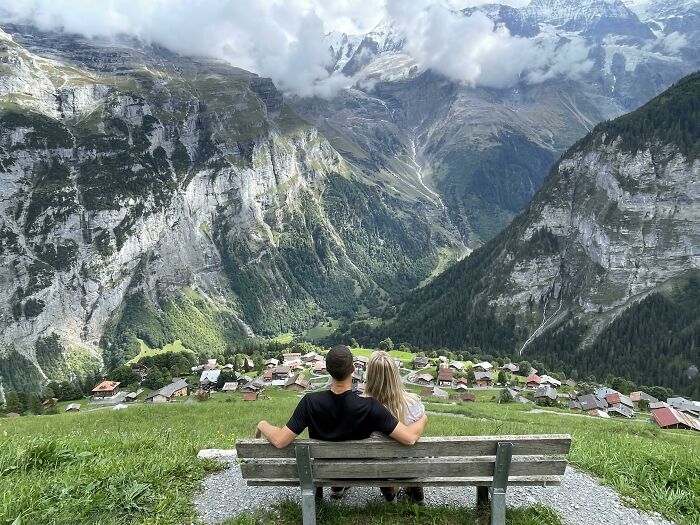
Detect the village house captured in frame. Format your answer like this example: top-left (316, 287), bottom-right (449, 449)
top-left (131, 363), bottom-right (149, 379)
top-left (242, 358), bottom-right (255, 372)
top-left (264, 358), bottom-right (279, 368)
top-left (285, 374), bottom-right (310, 392)
top-left (568, 399), bottom-right (582, 411)
top-left (421, 386), bottom-right (449, 399)
top-left (199, 370), bottom-right (221, 391)
top-left (667, 397), bottom-right (700, 417)
top-left (289, 362), bottom-right (305, 373)
top-left (534, 385), bottom-right (558, 404)
top-left (474, 371), bottom-right (493, 387)
top-left (472, 361), bottom-right (493, 373)
top-left (630, 391), bottom-right (659, 406)
top-left (454, 383), bottom-right (469, 392)
top-left (437, 368), bottom-right (454, 386)
top-left (263, 370), bottom-right (273, 381)
top-left (595, 387), bottom-right (618, 400)
top-left (65, 403), bottom-right (80, 412)
top-left (145, 379), bottom-right (189, 403)
top-left (607, 405), bottom-right (634, 418)
top-left (500, 363), bottom-right (519, 374)
top-left (124, 389), bottom-right (143, 402)
top-left (271, 365), bottom-right (291, 381)
top-left (282, 353), bottom-right (302, 366)
top-left (302, 352), bottom-right (323, 364)
top-left (605, 392), bottom-right (634, 411)
top-left (243, 392), bottom-right (259, 401)
top-left (204, 359), bottom-right (218, 371)
top-left (413, 373), bottom-right (434, 385)
top-left (222, 382), bottom-right (238, 393)
top-left (353, 356), bottom-right (369, 371)
top-left (526, 374), bottom-right (541, 389)
top-left (539, 375), bottom-right (562, 389)
top-left (352, 371), bottom-right (364, 384)
top-left (237, 375), bottom-right (253, 384)
top-left (240, 382), bottom-right (261, 393)
top-left (438, 356), bottom-right (448, 363)
top-left (91, 381), bottom-right (121, 400)
top-left (455, 376), bottom-right (469, 386)
top-left (312, 360), bottom-right (327, 374)
top-left (651, 405), bottom-right (700, 432)
top-left (449, 361), bottom-right (465, 371)
top-left (413, 356), bottom-right (429, 369)
top-left (41, 397), bottom-right (59, 406)
top-left (578, 394), bottom-right (608, 416)
top-left (564, 379), bottom-right (577, 388)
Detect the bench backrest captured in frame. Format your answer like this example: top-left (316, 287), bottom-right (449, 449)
top-left (236, 434), bottom-right (572, 487)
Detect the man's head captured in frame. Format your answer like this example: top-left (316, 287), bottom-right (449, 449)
top-left (326, 345), bottom-right (355, 380)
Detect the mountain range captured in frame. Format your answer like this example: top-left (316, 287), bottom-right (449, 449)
top-left (0, 0), bottom-right (699, 396)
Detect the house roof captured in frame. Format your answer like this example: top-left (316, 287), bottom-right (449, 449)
top-left (222, 382), bottom-right (238, 392)
top-left (539, 375), bottom-right (561, 387)
top-left (125, 389), bottom-right (143, 400)
top-left (501, 363), bottom-right (519, 372)
top-left (535, 385), bottom-right (558, 400)
top-left (240, 382), bottom-right (260, 392)
top-left (568, 400), bottom-right (582, 410)
top-left (264, 358), bottom-right (279, 366)
top-left (605, 392), bottom-right (621, 405)
top-left (65, 403), bottom-right (80, 411)
top-left (651, 407), bottom-right (700, 431)
top-left (146, 379), bottom-right (188, 400)
top-left (667, 397), bottom-right (699, 414)
top-left (578, 394), bottom-right (607, 411)
top-left (437, 369), bottom-right (454, 381)
top-left (353, 356), bottom-right (369, 363)
top-left (649, 401), bottom-right (669, 410)
top-left (449, 361), bottom-right (464, 370)
top-left (596, 387), bottom-right (618, 400)
top-left (243, 393), bottom-right (258, 401)
top-left (92, 381), bottom-right (120, 393)
top-left (313, 361), bottom-right (327, 371)
top-left (630, 391), bottom-right (659, 403)
top-left (199, 370), bottom-right (221, 383)
top-left (473, 361), bottom-right (493, 370)
top-left (454, 383), bottom-right (469, 391)
top-left (413, 356), bottom-right (429, 363)
top-left (455, 376), bottom-right (469, 384)
top-left (285, 373), bottom-right (309, 389)
top-left (526, 374), bottom-right (541, 384)
top-left (263, 370), bottom-right (273, 380)
top-left (272, 365), bottom-right (290, 374)
top-left (474, 371), bottom-right (493, 381)
top-left (608, 406), bottom-right (634, 418)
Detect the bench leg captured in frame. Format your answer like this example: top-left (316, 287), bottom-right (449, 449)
top-left (476, 486), bottom-right (489, 507)
top-left (295, 445), bottom-right (316, 525)
top-left (490, 489), bottom-right (506, 525)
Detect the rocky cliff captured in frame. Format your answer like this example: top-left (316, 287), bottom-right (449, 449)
top-left (0, 27), bottom-right (453, 393)
top-left (369, 72), bottom-right (700, 395)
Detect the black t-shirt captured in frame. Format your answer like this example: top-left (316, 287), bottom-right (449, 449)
top-left (286, 390), bottom-right (399, 441)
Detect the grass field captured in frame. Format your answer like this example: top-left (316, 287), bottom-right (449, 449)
top-left (127, 339), bottom-right (195, 364)
top-left (1, 390), bottom-right (697, 525)
top-left (349, 347), bottom-right (415, 366)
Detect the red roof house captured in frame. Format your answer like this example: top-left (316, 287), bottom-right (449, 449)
top-left (526, 374), bottom-right (541, 388)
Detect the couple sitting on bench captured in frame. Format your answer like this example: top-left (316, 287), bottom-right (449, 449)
top-left (255, 344), bottom-right (428, 504)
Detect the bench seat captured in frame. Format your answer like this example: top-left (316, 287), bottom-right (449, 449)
top-left (236, 434), bottom-right (572, 525)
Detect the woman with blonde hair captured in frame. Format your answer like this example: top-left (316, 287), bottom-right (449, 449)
top-left (364, 351), bottom-right (426, 504)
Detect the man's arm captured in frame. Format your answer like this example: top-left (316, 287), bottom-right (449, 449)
top-left (388, 413), bottom-right (428, 446)
top-left (255, 421), bottom-right (298, 449)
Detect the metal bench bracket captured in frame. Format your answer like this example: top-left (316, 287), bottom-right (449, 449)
top-left (295, 444), bottom-right (316, 525)
top-left (490, 442), bottom-right (513, 525)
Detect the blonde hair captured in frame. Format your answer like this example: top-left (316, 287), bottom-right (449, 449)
top-left (364, 351), bottom-right (419, 424)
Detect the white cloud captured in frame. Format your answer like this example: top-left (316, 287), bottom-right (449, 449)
top-left (0, 0), bottom-right (594, 96)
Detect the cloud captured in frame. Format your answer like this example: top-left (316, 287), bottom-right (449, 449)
top-left (0, 0), bottom-right (593, 96)
top-left (386, 2), bottom-right (593, 89)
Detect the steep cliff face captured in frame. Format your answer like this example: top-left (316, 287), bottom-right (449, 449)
top-left (370, 72), bottom-right (700, 395)
top-left (0, 27), bottom-right (451, 393)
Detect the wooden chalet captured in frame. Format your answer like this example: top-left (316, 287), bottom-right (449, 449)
top-left (413, 356), bottom-right (429, 369)
top-left (353, 356), bottom-right (369, 370)
top-left (91, 381), bottom-right (121, 399)
top-left (526, 374), bottom-right (541, 388)
top-left (472, 361), bottom-right (493, 372)
top-left (145, 379), bottom-right (188, 403)
top-left (500, 363), bottom-right (519, 374)
top-left (474, 371), bottom-right (493, 387)
top-left (437, 368), bottom-right (454, 386)
top-left (285, 374), bottom-right (310, 392)
top-left (271, 366), bottom-right (291, 381)
top-left (65, 403), bottom-right (80, 412)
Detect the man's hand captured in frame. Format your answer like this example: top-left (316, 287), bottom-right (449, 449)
top-left (255, 421), bottom-right (298, 448)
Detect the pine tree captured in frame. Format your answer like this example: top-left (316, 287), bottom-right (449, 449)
top-left (5, 390), bottom-right (23, 414)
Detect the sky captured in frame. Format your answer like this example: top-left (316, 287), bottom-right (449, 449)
top-left (0, 0), bottom-right (665, 97)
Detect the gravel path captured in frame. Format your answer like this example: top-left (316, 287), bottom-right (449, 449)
top-left (194, 456), bottom-right (673, 525)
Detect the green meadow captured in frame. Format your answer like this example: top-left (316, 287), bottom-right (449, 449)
top-left (1, 390), bottom-right (697, 525)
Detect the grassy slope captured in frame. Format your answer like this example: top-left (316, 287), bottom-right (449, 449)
top-left (1, 391), bottom-right (697, 525)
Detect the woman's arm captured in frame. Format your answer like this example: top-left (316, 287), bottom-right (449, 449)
top-left (388, 413), bottom-right (428, 446)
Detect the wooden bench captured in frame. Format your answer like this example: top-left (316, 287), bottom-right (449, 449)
top-left (236, 434), bottom-right (572, 525)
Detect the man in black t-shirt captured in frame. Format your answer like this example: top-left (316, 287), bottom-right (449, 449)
top-left (255, 345), bottom-right (428, 498)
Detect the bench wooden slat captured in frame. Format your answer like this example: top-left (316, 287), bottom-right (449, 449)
top-left (236, 435), bottom-right (572, 459)
top-left (244, 475), bottom-right (563, 487)
top-left (239, 456), bottom-right (567, 479)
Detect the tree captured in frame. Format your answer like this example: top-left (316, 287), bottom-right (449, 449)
top-left (499, 389), bottom-right (514, 404)
top-left (109, 365), bottom-right (140, 386)
top-left (5, 390), bottom-right (23, 414)
top-left (378, 338), bottom-right (394, 351)
top-left (28, 395), bottom-right (43, 415)
top-left (44, 386), bottom-right (56, 400)
top-left (497, 370), bottom-right (508, 385)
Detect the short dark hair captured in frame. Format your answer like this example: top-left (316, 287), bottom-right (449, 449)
top-left (326, 345), bottom-right (354, 380)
